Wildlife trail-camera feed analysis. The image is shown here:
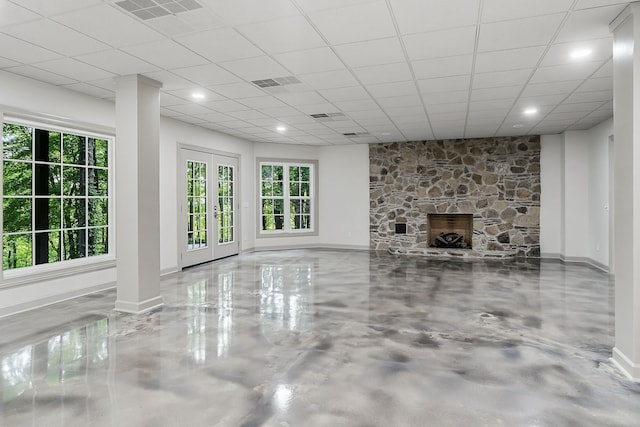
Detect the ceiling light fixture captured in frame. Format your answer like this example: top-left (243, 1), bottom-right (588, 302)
top-left (570, 48), bottom-right (592, 60)
top-left (524, 108), bottom-right (538, 115)
top-left (191, 92), bottom-right (205, 100)
top-left (276, 126), bottom-right (287, 132)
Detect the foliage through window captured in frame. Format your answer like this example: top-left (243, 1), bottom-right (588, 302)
top-left (260, 162), bottom-right (314, 233)
top-left (2, 121), bottom-right (110, 271)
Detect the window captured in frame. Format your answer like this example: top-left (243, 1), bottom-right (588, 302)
top-left (259, 161), bottom-right (315, 234)
top-left (2, 121), bottom-right (111, 271)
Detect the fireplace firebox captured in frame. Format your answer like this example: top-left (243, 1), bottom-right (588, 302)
top-left (427, 214), bottom-right (473, 249)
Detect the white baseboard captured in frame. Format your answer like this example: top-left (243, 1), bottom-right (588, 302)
top-left (114, 295), bottom-right (164, 314)
top-left (540, 253), bottom-right (610, 273)
top-left (612, 347), bottom-right (640, 382)
top-left (253, 243), bottom-right (370, 252)
top-left (0, 282), bottom-right (116, 319)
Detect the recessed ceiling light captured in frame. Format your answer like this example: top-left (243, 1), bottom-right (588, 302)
top-left (524, 108), bottom-right (538, 115)
top-left (513, 124), bottom-right (524, 128)
top-left (276, 126), bottom-right (286, 132)
top-left (381, 132), bottom-right (391, 136)
top-left (570, 49), bottom-right (592, 60)
top-left (191, 92), bottom-right (205, 100)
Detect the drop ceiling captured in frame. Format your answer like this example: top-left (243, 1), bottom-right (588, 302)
top-left (0, 0), bottom-right (627, 145)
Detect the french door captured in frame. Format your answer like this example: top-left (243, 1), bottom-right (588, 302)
top-left (179, 148), bottom-right (239, 268)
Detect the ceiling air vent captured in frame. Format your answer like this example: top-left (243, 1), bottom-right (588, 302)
top-left (310, 112), bottom-right (347, 122)
top-left (251, 76), bottom-right (302, 89)
top-left (115, 0), bottom-right (203, 20)
top-left (343, 132), bottom-right (369, 137)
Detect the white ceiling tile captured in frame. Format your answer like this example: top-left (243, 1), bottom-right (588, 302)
top-left (260, 106), bottom-right (303, 117)
top-left (592, 60), bottom-right (613, 78)
top-left (478, 14), bottom-right (564, 52)
top-left (161, 107), bottom-right (185, 117)
top-left (202, 0), bottom-right (300, 25)
top-left (192, 112), bottom-right (237, 122)
top-left (473, 69), bottom-right (532, 89)
top-left (521, 80), bottom-right (583, 96)
top-left (238, 16), bottom-right (325, 54)
top-left (347, 109), bottom-right (386, 119)
top-left (210, 82), bottom-right (266, 99)
top-left (33, 58), bottom-right (114, 82)
top-left (390, 0), bottom-right (480, 34)
top-left (172, 8), bottom-right (225, 33)
top-left (5, 65), bottom-right (76, 85)
top-left (475, 46), bottom-right (546, 73)
top-left (424, 90), bottom-right (470, 105)
top-left (297, 69), bottom-right (359, 90)
top-left (3, 19), bottom-right (110, 56)
top-left (377, 95), bottom-right (422, 108)
top-left (386, 106), bottom-right (425, 117)
top-left (238, 96), bottom-right (288, 109)
top-left (273, 91), bottom-right (327, 106)
top-left (555, 5), bottom-right (626, 43)
top-left (574, 0), bottom-right (629, 10)
top-left (165, 103), bottom-right (216, 116)
top-left (554, 102), bottom-right (604, 113)
top-left (0, 56), bottom-right (20, 68)
top-left (427, 102), bottom-right (467, 114)
top-left (564, 90), bottom-right (612, 104)
top-left (167, 88), bottom-right (227, 103)
top-left (319, 86), bottom-right (370, 103)
top-left (352, 62), bottom-right (413, 85)
top-left (142, 15), bottom-right (195, 38)
top-left (540, 38), bottom-right (612, 67)
top-left (367, 81), bottom-right (417, 98)
top-left (418, 75), bottom-right (471, 94)
top-left (0, 0), bottom-right (40, 27)
top-left (428, 112), bottom-right (467, 121)
top-left (309, 1), bottom-right (396, 45)
top-left (333, 99), bottom-right (380, 111)
top-left (512, 94), bottom-right (568, 109)
top-left (62, 82), bottom-right (115, 98)
top-left (274, 47), bottom-right (344, 75)
top-left (11, 0), bottom-right (102, 15)
top-left (578, 77), bottom-right (612, 92)
top-left (412, 55), bottom-right (473, 79)
top-left (530, 61), bottom-right (601, 84)
top-left (53, 4), bottom-right (164, 48)
top-left (334, 37), bottom-right (405, 68)
top-left (220, 56), bottom-right (290, 81)
top-left (171, 63), bottom-right (241, 86)
top-left (297, 103), bottom-right (341, 114)
top-left (203, 99), bottom-right (251, 113)
top-left (227, 110), bottom-right (270, 120)
top-left (403, 26), bottom-right (476, 61)
top-left (481, 0), bottom-right (573, 22)
top-left (75, 49), bottom-right (158, 75)
top-left (175, 28), bottom-right (264, 62)
top-left (142, 70), bottom-right (196, 91)
top-left (468, 99), bottom-right (515, 111)
top-left (122, 39), bottom-right (208, 69)
top-left (0, 33), bottom-right (62, 63)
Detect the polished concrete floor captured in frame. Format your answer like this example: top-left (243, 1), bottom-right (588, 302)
top-left (1, 250), bottom-right (639, 426)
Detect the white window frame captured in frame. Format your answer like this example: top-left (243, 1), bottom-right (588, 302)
top-left (257, 159), bottom-right (318, 237)
top-left (0, 111), bottom-right (115, 284)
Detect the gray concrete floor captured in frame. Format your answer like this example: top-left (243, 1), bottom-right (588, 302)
top-left (1, 250), bottom-right (638, 426)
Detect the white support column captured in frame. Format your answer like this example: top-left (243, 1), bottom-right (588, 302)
top-left (611, 4), bottom-right (640, 381)
top-left (114, 75), bottom-right (163, 314)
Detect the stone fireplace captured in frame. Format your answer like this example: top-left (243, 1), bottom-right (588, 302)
top-left (370, 136), bottom-right (541, 258)
top-left (428, 213), bottom-right (473, 249)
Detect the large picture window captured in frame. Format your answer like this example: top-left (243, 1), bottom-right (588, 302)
top-left (260, 161), bottom-right (315, 234)
top-left (2, 121), bottom-right (111, 271)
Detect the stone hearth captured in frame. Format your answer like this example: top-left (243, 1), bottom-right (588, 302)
top-left (370, 136), bottom-right (541, 257)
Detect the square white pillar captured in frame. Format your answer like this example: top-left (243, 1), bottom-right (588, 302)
top-left (114, 75), bottom-right (163, 314)
top-left (611, 4), bottom-right (640, 381)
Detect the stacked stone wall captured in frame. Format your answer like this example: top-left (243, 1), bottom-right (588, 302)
top-left (369, 136), bottom-right (541, 257)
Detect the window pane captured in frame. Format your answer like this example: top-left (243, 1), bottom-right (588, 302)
top-left (87, 138), bottom-right (108, 167)
top-left (261, 165), bottom-right (272, 180)
top-left (35, 231), bottom-right (61, 264)
top-left (87, 168), bottom-right (108, 196)
top-left (34, 164), bottom-right (61, 196)
top-left (63, 166), bottom-right (86, 196)
top-left (63, 198), bottom-right (86, 228)
top-left (274, 199), bottom-right (284, 215)
top-left (88, 227), bottom-right (108, 256)
top-left (289, 166), bottom-right (299, 182)
top-left (34, 129), bottom-right (61, 163)
top-left (3, 161), bottom-right (32, 195)
top-left (3, 124), bottom-right (32, 160)
top-left (301, 167), bottom-right (310, 182)
top-left (88, 198), bottom-right (108, 227)
top-left (63, 229), bottom-right (86, 260)
top-left (3, 233), bottom-right (32, 269)
top-left (274, 166), bottom-right (283, 181)
top-left (290, 182), bottom-right (300, 197)
top-left (273, 181), bottom-right (283, 196)
top-left (62, 134), bottom-right (86, 165)
top-left (35, 198), bottom-right (61, 230)
top-left (300, 182), bottom-right (310, 196)
top-left (262, 181), bottom-right (272, 196)
top-left (3, 198), bottom-right (31, 233)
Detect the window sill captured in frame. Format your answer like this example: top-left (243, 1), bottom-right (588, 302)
top-left (0, 256), bottom-right (116, 289)
top-left (257, 230), bottom-right (318, 238)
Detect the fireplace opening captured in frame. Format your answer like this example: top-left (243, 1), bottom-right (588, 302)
top-left (427, 214), bottom-right (473, 249)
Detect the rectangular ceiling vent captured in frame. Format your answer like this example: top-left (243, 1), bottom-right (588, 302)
top-left (251, 76), bottom-right (304, 93)
top-left (311, 112), bottom-right (348, 122)
top-left (115, 0), bottom-right (203, 20)
top-left (343, 132), bottom-right (369, 137)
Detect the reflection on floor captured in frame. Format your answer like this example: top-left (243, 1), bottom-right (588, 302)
top-left (1, 250), bottom-right (639, 426)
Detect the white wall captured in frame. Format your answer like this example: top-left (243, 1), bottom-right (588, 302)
top-left (540, 118), bottom-right (613, 269)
